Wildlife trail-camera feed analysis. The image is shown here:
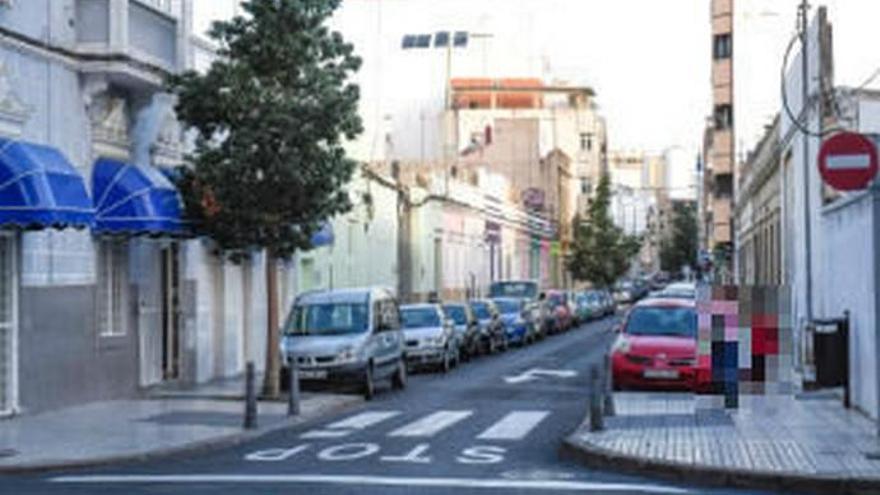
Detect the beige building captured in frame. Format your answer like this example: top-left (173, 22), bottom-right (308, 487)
top-left (445, 78), bottom-right (607, 219)
top-left (735, 115), bottom-right (781, 286)
top-left (701, 0), bottom-right (735, 279)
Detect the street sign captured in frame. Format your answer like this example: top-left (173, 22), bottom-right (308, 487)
top-left (818, 132), bottom-right (879, 191)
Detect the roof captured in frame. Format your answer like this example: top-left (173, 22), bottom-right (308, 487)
top-left (634, 298), bottom-right (695, 309)
top-left (401, 303), bottom-right (441, 310)
top-left (297, 287), bottom-right (390, 305)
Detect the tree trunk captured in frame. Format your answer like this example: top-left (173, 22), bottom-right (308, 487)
top-left (262, 251), bottom-right (281, 398)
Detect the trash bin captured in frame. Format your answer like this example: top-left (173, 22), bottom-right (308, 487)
top-left (812, 314), bottom-right (850, 407)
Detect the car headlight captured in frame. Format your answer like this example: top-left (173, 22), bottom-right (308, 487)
top-left (431, 336), bottom-right (446, 346)
top-left (611, 336), bottom-right (631, 355)
top-left (337, 346), bottom-right (357, 362)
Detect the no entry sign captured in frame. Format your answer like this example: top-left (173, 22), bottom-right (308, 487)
top-left (818, 132), bottom-right (878, 191)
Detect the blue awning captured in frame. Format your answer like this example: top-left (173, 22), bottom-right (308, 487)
top-left (0, 138), bottom-right (94, 229)
top-left (92, 158), bottom-right (184, 236)
top-left (310, 221), bottom-right (334, 247)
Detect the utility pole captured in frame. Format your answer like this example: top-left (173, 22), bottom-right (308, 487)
top-left (799, 0), bottom-right (814, 327)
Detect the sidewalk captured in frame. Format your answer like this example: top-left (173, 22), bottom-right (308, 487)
top-left (0, 382), bottom-right (360, 472)
top-left (562, 391), bottom-right (880, 494)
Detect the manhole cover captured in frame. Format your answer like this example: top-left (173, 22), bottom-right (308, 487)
top-left (0, 449), bottom-right (18, 459)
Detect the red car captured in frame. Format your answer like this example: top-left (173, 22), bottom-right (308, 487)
top-left (545, 290), bottom-right (574, 333)
top-left (611, 298), bottom-right (704, 391)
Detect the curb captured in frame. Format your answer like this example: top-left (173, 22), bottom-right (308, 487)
top-left (0, 394), bottom-right (363, 475)
top-left (559, 431), bottom-right (880, 495)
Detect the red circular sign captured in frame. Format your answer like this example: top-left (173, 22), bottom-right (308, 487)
top-left (818, 132), bottom-right (878, 191)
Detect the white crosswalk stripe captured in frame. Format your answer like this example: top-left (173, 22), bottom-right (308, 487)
top-left (476, 411), bottom-right (550, 440)
top-left (301, 409), bottom-right (550, 442)
top-left (388, 410), bottom-right (473, 438)
top-left (301, 411), bottom-right (401, 439)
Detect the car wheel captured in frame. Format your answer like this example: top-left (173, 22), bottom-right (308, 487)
top-left (392, 358), bottom-right (407, 390)
top-left (363, 364), bottom-right (375, 401)
top-left (280, 366), bottom-right (291, 391)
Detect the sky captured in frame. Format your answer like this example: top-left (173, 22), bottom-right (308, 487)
top-left (193, 0), bottom-right (880, 161)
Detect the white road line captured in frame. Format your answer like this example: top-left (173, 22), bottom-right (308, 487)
top-left (327, 411), bottom-right (401, 430)
top-left (388, 410), bottom-right (473, 437)
top-left (477, 411), bottom-right (550, 440)
top-left (300, 430), bottom-right (351, 439)
top-left (49, 474), bottom-right (691, 493)
top-left (300, 411), bottom-right (400, 439)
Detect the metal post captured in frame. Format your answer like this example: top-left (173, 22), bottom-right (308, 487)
top-left (603, 353), bottom-right (615, 416)
top-left (288, 356), bottom-right (300, 416)
top-left (799, 0), bottom-right (814, 327)
top-left (589, 365), bottom-right (603, 431)
top-left (872, 180), bottom-right (880, 436)
top-left (243, 361), bottom-right (257, 429)
top-left (842, 310), bottom-right (850, 409)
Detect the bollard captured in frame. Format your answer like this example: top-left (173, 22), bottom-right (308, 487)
top-left (243, 361), bottom-right (258, 429)
top-left (287, 356), bottom-right (300, 416)
top-left (589, 365), bottom-right (604, 431)
top-left (603, 353), bottom-right (615, 417)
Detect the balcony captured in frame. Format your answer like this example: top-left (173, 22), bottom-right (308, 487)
top-left (75, 0), bottom-right (181, 85)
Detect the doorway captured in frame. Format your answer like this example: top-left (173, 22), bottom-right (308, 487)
top-left (160, 243), bottom-right (181, 381)
top-left (0, 234), bottom-right (16, 415)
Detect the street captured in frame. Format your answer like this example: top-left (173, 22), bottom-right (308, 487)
top-left (2, 318), bottom-right (785, 495)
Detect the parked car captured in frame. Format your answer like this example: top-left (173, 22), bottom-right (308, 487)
top-left (611, 298), bottom-right (700, 391)
top-left (400, 304), bottom-right (458, 373)
top-left (489, 280), bottom-right (540, 300)
top-left (613, 280), bottom-right (636, 304)
top-left (280, 287), bottom-right (406, 400)
top-left (468, 299), bottom-right (507, 354)
top-left (545, 290), bottom-right (574, 333)
top-left (442, 302), bottom-right (481, 360)
top-left (573, 292), bottom-right (594, 323)
top-left (600, 289), bottom-right (617, 315)
top-left (491, 297), bottom-right (535, 346)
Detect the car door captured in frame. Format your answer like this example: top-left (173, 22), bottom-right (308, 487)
top-left (375, 297), bottom-right (401, 374)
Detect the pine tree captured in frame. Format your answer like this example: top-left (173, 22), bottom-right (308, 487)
top-left (567, 174), bottom-right (641, 288)
top-left (168, 0), bottom-right (363, 397)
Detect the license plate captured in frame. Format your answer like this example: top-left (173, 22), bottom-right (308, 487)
top-left (299, 369), bottom-right (328, 380)
top-left (643, 369), bottom-right (679, 379)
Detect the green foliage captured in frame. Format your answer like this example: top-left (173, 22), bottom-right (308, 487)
top-left (659, 201), bottom-right (698, 273)
top-left (167, 0), bottom-right (363, 260)
top-left (567, 174), bottom-right (642, 288)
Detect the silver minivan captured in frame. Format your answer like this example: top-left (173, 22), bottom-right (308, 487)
top-left (280, 287), bottom-right (406, 400)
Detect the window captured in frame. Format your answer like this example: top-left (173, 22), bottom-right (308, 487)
top-left (714, 104), bottom-right (733, 129)
top-left (714, 173), bottom-right (733, 197)
top-left (580, 178), bottom-right (591, 195)
top-left (414, 34), bottom-right (431, 48)
top-left (713, 33), bottom-right (732, 60)
top-left (98, 240), bottom-right (128, 337)
top-left (401, 35), bottom-right (417, 49)
top-left (434, 31), bottom-right (450, 47)
top-left (580, 133), bottom-right (593, 151)
top-left (453, 31), bottom-right (468, 47)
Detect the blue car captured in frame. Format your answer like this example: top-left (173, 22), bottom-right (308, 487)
top-left (491, 297), bottom-right (534, 346)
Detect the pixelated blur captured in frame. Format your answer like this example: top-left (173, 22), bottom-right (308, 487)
top-left (696, 285), bottom-right (793, 409)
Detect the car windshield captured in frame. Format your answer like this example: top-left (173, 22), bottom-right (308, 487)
top-left (493, 299), bottom-right (520, 314)
top-left (470, 302), bottom-right (491, 319)
top-left (548, 293), bottom-right (565, 306)
top-left (285, 302), bottom-right (369, 336)
top-left (625, 306), bottom-right (696, 337)
top-left (401, 308), bottom-right (441, 328)
top-left (489, 282), bottom-right (538, 299)
top-left (443, 305), bottom-right (468, 325)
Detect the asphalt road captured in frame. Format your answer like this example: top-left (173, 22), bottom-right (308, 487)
top-left (3, 317), bottom-right (791, 495)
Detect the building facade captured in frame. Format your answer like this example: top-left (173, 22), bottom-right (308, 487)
top-left (701, 0), bottom-right (735, 280)
top-left (735, 116), bottom-right (781, 286)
